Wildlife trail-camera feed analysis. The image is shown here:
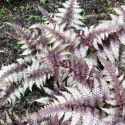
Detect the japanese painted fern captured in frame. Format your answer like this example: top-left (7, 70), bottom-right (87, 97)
top-left (0, 0), bottom-right (125, 124)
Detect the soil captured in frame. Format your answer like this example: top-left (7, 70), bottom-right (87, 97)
top-left (0, 0), bottom-right (124, 124)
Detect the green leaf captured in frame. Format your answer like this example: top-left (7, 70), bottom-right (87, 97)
top-left (81, 19), bottom-right (87, 23)
top-left (25, 87), bottom-right (30, 94)
top-left (107, 8), bottom-right (116, 15)
top-left (14, 41), bottom-right (20, 49)
top-left (99, 104), bottom-right (104, 108)
top-left (0, 6), bottom-right (6, 14)
top-left (55, 0), bottom-right (62, 5)
top-left (38, 17), bottom-right (46, 21)
top-left (27, 15), bottom-right (39, 21)
top-left (107, 1), bottom-right (111, 6)
top-left (82, 9), bottom-right (86, 17)
top-left (26, 96), bottom-right (32, 100)
top-left (88, 48), bottom-right (96, 57)
top-left (20, 6), bottom-right (25, 11)
top-left (14, 45), bottom-right (20, 49)
top-left (41, 1), bottom-right (46, 8)
top-left (13, 6), bottom-right (17, 11)
top-left (26, 3), bottom-right (30, 10)
top-left (50, 76), bottom-right (57, 84)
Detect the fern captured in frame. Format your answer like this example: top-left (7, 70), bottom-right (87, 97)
top-left (0, 0), bottom-right (125, 124)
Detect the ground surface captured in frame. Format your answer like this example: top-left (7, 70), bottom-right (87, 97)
top-left (0, 0), bottom-right (124, 124)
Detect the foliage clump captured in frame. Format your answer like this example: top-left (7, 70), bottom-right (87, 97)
top-left (0, 0), bottom-right (125, 124)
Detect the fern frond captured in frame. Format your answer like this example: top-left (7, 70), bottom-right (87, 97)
top-left (6, 23), bottom-right (50, 56)
top-left (1, 0), bottom-right (125, 124)
top-left (53, 0), bottom-right (84, 30)
top-left (0, 57), bottom-right (53, 105)
top-left (38, 5), bottom-right (54, 24)
top-left (110, 37), bottom-right (120, 60)
top-left (24, 80), bottom-right (107, 125)
top-left (29, 22), bottom-right (80, 50)
top-left (0, 111), bottom-right (23, 125)
top-left (98, 56), bottom-right (125, 123)
top-left (120, 45), bottom-right (125, 68)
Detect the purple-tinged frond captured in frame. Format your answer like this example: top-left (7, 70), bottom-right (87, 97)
top-left (106, 99), bottom-right (122, 106)
top-left (5, 111), bottom-right (12, 125)
top-left (40, 115), bottom-right (69, 125)
top-left (102, 115), bottom-right (124, 124)
top-left (101, 102), bottom-right (125, 123)
top-left (26, 110), bottom-right (34, 125)
top-left (38, 5), bottom-right (54, 24)
top-left (28, 92), bottom-right (105, 125)
top-left (114, 7), bottom-right (125, 17)
top-left (92, 78), bottom-right (103, 106)
top-left (76, 83), bottom-right (94, 106)
top-left (103, 44), bottom-right (115, 64)
top-left (0, 56), bottom-right (32, 85)
top-left (0, 83), bottom-right (24, 105)
top-left (55, 54), bottom-right (97, 85)
top-left (119, 46), bottom-right (125, 68)
top-left (66, 56), bottom-right (89, 83)
top-left (97, 56), bottom-right (125, 107)
top-left (5, 32), bottom-right (21, 39)
top-left (43, 87), bottom-right (55, 95)
top-left (94, 14), bottom-right (125, 40)
top-left (99, 56), bottom-right (124, 96)
top-left (98, 55), bottom-right (117, 83)
top-left (0, 58), bottom-right (53, 105)
top-left (74, 43), bottom-right (88, 59)
top-left (19, 30), bottom-right (50, 56)
top-left (6, 23), bottom-right (50, 56)
top-left (117, 30), bottom-right (125, 45)
top-left (65, 87), bottom-right (84, 105)
top-left (80, 107), bottom-right (105, 125)
top-left (5, 22), bottom-right (26, 34)
top-left (39, 45), bottom-right (71, 68)
top-left (80, 44), bottom-right (88, 58)
top-left (88, 64), bottom-right (96, 78)
top-left (0, 111), bottom-right (23, 125)
top-left (13, 112), bottom-right (23, 125)
top-left (35, 97), bottom-right (53, 105)
top-left (81, 6), bottom-right (125, 49)
top-left (110, 37), bottom-right (120, 60)
top-left (100, 79), bottom-right (109, 102)
top-left (97, 48), bottom-right (107, 60)
top-left (29, 23), bottom-right (79, 50)
top-left (53, 0), bottom-right (84, 29)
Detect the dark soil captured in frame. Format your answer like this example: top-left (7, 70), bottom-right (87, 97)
top-left (0, 0), bottom-right (124, 124)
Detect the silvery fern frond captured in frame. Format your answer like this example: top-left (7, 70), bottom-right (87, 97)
top-left (53, 0), bottom-right (84, 30)
top-left (98, 56), bottom-right (125, 124)
top-left (26, 80), bottom-right (107, 125)
top-left (5, 23), bottom-right (50, 56)
top-left (1, 0), bottom-right (125, 124)
top-left (0, 57), bottom-right (53, 105)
